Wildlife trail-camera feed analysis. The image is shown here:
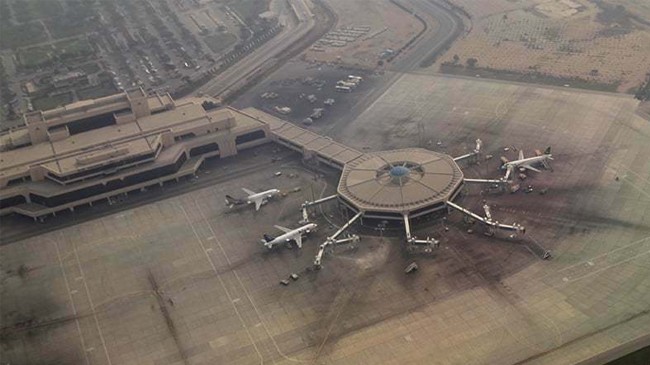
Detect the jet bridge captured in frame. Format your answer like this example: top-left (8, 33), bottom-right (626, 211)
top-left (453, 139), bottom-right (483, 163)
top-left (299, 194), bottom-right (338, 224)
top-left (314, 211), bottom-right (363, 267)
top-left (403, 214), bottom-right (440, 247)
top-left (446, 200), bottom-right (525, 235)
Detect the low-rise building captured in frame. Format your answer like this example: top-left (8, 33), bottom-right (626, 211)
top-left (0, 88), bottom-right (271, 219)
top-left (52, 71), bottom-right (88, 89)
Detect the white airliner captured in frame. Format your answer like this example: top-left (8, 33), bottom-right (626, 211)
top-left (261, 223), bottom-right (317, 249)
top-left (501, 147), bottom-right (553, 174)
top-left (225, 188), bottom-right (281, 211)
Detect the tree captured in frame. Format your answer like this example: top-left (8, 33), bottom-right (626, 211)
top-left (635, 74), bottom-right (650, 101)
top-left (466, 58), bottom-right (478, 68)
top-left (452, 54), bottom-right (460, 64)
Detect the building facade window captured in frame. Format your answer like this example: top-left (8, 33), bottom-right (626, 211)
top-left (235, 130), bottom-right (266, 145)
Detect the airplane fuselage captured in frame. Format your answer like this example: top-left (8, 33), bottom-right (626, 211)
top-left (262, 223), bottom-right (317, 248)
top-left (227, 188), bottom-right (281, 210)
top-left (246, 189), bottom-right (280, 205)
top-left (501, 154), bottom-right (552, 170)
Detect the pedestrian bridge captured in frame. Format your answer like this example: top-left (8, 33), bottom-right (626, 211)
top-left (240, 108), bottom-right (363, 170)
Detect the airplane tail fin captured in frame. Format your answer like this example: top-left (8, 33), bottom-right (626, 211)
top-left (262, 234), bottom-right (274, 242)
top-left (544, 146), bottom-right (551, 155)
top-left (225, 195), bottom-right (244, 207)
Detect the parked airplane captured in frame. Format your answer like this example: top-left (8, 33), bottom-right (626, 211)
top-left (225, 188), bottom-right (281, 211)
top-left (501, 147), bottom-right (553, 174)
top-left (261, 223), bottom-right (317, 249)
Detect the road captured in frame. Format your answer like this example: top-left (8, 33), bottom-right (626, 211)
top-left (194, 0), bottom-right (315, 98)
top-left (322, 0), bottom-right (464, 137)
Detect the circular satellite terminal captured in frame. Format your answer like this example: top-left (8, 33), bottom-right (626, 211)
top-left (337, 148), bottom-right (464, 215)
top-left (389, 166), bottom-right (410, 177)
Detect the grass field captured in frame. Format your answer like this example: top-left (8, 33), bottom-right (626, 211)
top-left (79, 62), bottom-right (101, 75)
top-left (203, 32), bottom-right (238, 53)
top-left (17, 45), bottom-right (54, 69)
top-left (44, 16), bottom-right (93, 39)
top-left (76, 83), bottom-right (118, 101)
top-left (599, 0), bottom-right (650, 23)
top-left (226, 0), bottom-right (268, 21)
top-left (11, 0), bottom-right (63, 23)
top-left (55, 38), bottom-right (94, 60)
top-left (17, 38), bottom-right (94, 69)
top-left (32, 92), bottom-right (73, 111)
top-left (0, 22), bottom-right (47, 50)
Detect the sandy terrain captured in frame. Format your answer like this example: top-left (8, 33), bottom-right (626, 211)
top-left (302, 0), bottom-right (424, 69)
top-left (436, 0), bottom-right (650, 92)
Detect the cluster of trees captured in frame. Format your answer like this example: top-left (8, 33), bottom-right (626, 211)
top-left (442, 55), bottom-right (478, 68)
top-left (157, 0), bottom-right (204, 54)
top-left (635, 74), bottom-right (650, 101)
top-left (0, 60), bottom-right (17, 119)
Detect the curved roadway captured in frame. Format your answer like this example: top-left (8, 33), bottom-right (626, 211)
top-left (194, 0), bottom-right (315, 98)
top-left (322, 0), bottom-right (464, 135)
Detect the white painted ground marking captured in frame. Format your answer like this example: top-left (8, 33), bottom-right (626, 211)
top-left (179, 204), bottom-right (264, 365)
top-left (54, 237), bottom-right (91, 365)
top-left (66, 231), bottom-right (113, 365)
top-left (564, 250), bottom-right (650, 284)
top-left (549, 236), bottom-right (650, 275)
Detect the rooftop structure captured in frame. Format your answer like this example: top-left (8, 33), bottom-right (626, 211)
top-left (243, 109), bottom-right (529, 266)
top-left (0, 89), bottom-right (271, 219)
top-left (337, 149), bottom-right (464, 219)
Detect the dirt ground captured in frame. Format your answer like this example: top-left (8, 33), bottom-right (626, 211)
top-left (302, 0), bottom-right (424, 69)
top-left (436, 0), bottom-right (650, 93)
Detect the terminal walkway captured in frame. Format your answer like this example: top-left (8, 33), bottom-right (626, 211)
top-left (241, 108), bottom-right (364, 170)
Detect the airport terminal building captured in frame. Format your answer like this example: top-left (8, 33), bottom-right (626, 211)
top-left (0, 88), bottom-right (271, 219)
top-left (1, 88), bottom-right (467, 224)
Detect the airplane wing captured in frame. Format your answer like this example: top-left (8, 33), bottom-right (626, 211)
top-left (518, 150), bottom-right (524, 160)
top-left (274, 225), bottom-right (292, 233)
top-left (293, 234), bottom-right (303, 248)
top-left (242, 188), bottom-right (256, 196)
top-left (253, 197), bottom-right (263, 211)
top-left (522, 164), bottom-right (541, 173)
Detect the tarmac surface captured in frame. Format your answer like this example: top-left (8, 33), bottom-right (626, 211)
top-left (2, 74), bottom-right (649, 365)
top-left (325, 73), bottom-right (650, 364)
